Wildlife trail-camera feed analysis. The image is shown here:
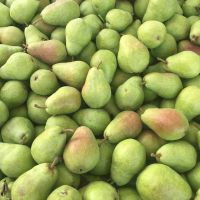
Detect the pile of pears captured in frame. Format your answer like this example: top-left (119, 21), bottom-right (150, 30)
top-left (0, 0), bottom-right (200, 199)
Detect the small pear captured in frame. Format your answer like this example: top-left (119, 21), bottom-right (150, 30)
top-left (80, 0), bottom-right (96, 16)
top-left (63, 126), bottom-right (100, 174)
top-left (10, 105), bottom-right (28, 118)
top-left (118, 187), bottom-right (142, 200)
top-left (141, 108), bottom-right (189, 140)
top-left (0, 3), bottom-right (13, 27)
top-left (178, 40), bottom-right (200, 55)
top-left (134, 0), bottom-right (149, 19)
top-left (51, 27), bottom-right (65, 43)
top-left (0, 100), bottom-right (9, 127)
top-left (116, 0), bottom-right (134, 14)
top-left (190, 20), bottom-right (200, 45)
top-left (82, 67), bottom-right (111, 108)
top-left (122, 19), bottom-right (142, 37)
top-left (111, 139), bottom-right (146, 186)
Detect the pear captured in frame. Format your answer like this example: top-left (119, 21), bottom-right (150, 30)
top-left (41, 0), bottom-right (80, 26)
top-left (118, 187), bottom-right (142, 200)
top-left (45, 86), bottom-right (81, 115)
top-left (10, 105), bottom-right (28, 118)
top-left (91, 0), bottom-right (116, 18)
top-left (65, 18), bottom-right (92, 56)
top-left (195, 189), bottom-right (200, 200)
top-left (25, 25), bottom-right (49, 45)
top-left (165, 14), bottom-right (190, 41)
top-left (143, 62), bottom-right (166, 74)
top-left (153, 141), bottom-right (197, 173)
top-left (11, 163), bottom-right (58, 200)
top-left (31, 126), bottom-right (68, 164)
top-left (96, 28), bottom-right (120, 54)
top-left (175, 86), bottom-right (200, 121)
top-left (134, 0), bottom-right (149, 19)
top-left (111, 139), bottom-right (146, 186)
top-left (52, 61), bottom-right (89, 89)
top-left (0, 81), bottom-right (28, 108)
top-left (0, 100), bottom-right (9, 127)
top-left (183, 0), bottom-right (200, 16)
top-left (51, 27), bottom-right (65, 43)
top-left (0, 52), bottom-right (38, 80)
top-left (80, 0), bottom-right (96, 16)
top-left (82, 68), bottom-right (111, 108)
top-left (143, 88), bottom-right (157, 103)
top-left (188, 16), bottom-right (200, 26)
top-left (27, 40), bottom-right (67, 65)
top-left (73, 108), bottom-right (111, 136)
top-left (90, 50), bottom-right (117, 83)
top-left (190, 20), bottom-right (200, 45)
top-left (55, 164), bottom-right (80, 188)
top-left (0, 3), bottom-right (13, 27)
top-left (104, 95), bottom-right (120, 117)
top-left (116, 0), bottom-right (134, 14)
top-left (27, 92), bottom-right (50, 125)
top-left (0, 26), bottom-right (24, 46)
top-left (118, 35), bottom-right (149, 73)
top-left (35, 125), bottom-right (45, 137)
top-left (143, 72), bottom-right (183, 99)
top-left (104, 111), bottom-right (142, 143)
top-left (141, 108), bottom-right (189, 140)
top-left (106, 9), bottom-right (133, 32)
top-left (122, 19), bottom-right (142, 37)
top-left (136, 164), bottom-right (192, 200)
top-left (63, 126), bottom-right (100, 174)
top-left (160, 99), bottom-right (175, 108)
top-left (5, 0), bottom-right (16, 7)
top-left (184, 75), bottom-right (200, 88)
top-left (83, 181), bottom-right (119, 200)
top-left (138, 104), bottom-right (158, 116)
top-left (0, 143), bottom-right (35, 178)
top-left (47, 185), bottom-right (82, 200)
top-left (1, 117), bottom-right (35, 145)
top-left (10, 0), bottom-right (39, 24)
top-left (178, 40), bottom-right (200, 55)
top-left (184, 122), bottom-right (200, 145)
top-left (164, 51), bottom-right (200, 78)
top-left (0, 44), bottom-right (23, 66)
top-left (115, 76), bottom-right (144, 110)
top-left (0, 177), bottom-right (13, 200)
top-left (143, 0), bottom-right (177, 22)
top-left (137, 20), bottom-right (167, 49)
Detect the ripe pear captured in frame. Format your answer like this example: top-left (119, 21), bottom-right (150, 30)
top-left (118, 187), bottom-right (142, 200)
top-left (52, 61), bottom-right (89, 89)
top-left (82, 67), bottom-right (111, 108)
top-left (0, 143), bottom-right (35, 178)
top-left (80, 0), bottom-right (96, 16)
top-left (10, 0), bottom-right (39, 24)
top-left (0, 100), bottom-right (9, 127)
top-left (141, 108), bottom-right (189, 140)
top-left (178, 40), bottom-right (200, 55)
top-left (11, 163), bottom-right (58, 200)
top-left (118, 35), bottom-right (149, 73)
top-left (160, 99), bottom-right (175, 108)
top-left (116, 0), bottom-right (134, 14)
top-left (10, 105), bottom-right (28, 118)
top-left (190, 20), bottom-right (200, 45)
top-left (136, 164), bottom-right (192, 200)
top-left (111, 139), bottom-right (146, 186)
top-left (41, 0), bottom-right (80, 26)
top-left (63, 126), bottom-right (100, 174)
top-left (0, 3), bottom-right (13, 27)
top-left (122, 19), bottom-right (142, 37)
top-left (51, 27), bottom-right (65, 43)
top-left (134, 0), bottom-right (149, 19)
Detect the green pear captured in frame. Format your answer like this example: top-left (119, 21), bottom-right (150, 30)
top-left (63, 126), bottom-right (100, 174)
top-left (0, 143), bottom-right (35, 178)
top-left (143, 0), bottom-right (177, 22)
top-left (111, 139), bottom-right (146, 186)
top-left (115, 76), bottom-right (144, 110)
top-left (47, 185), bottom-right (82, 200)
top-left (0, 81), bottom-right (28, 108)
top-left (151, 33), bottom-right (177, 59)
top-left (183, 0), bottom-right (200, 16)
top-left (38, 0), bottom-right (50, 12)
top-left (143, 87), bottom-right (157, 103)
top-left (27, 40), bottom-right (67, 65)
top-left (122, 19), bottom-right (142, 37)
top-left (65, 18), bottom-right (92, 56)
top-left (165, 14), bottom-right (190, 41)
top-left (0, 100), bottom-right (9, 127)
top-left (11, 163), bottom-right (58, 200)
top-left (0, 177), bottom-right (13, 200)
top-left (80, 0), bottom-right (96, 16)
top-left (141, 108), bottom-right (189, 140)
top-left (51, 27), bottom-right (65, 43)
top-left (0, 3), bottom-right (13, 27)
top-left (90, 50), bottom-right (117, 83)
top-left (10, 105), bottom-right (28, 118)
top-left (41, 0), bottom-right (80, 26)
top-left (83, 181), bottom-right (119, 200)
top-left (0, 52), bottom-right (38, 80)
top-left (104, 95), bottom-right (120, 117)
top-left (73, 108), bottom-right (111, 136)
top-left (153, 141), bottom-right (197, 173)
top-left (31, 126), bottom-right (68, 164)
top-left (0, 26), bottom-right (24, 46)
top-left (27, 92), bottom-right (50, 125)
top-left (5, 0), bottom-right (16, 7)
top-left (175, 86), bottom-right (200, 120)
top-left (160, 99), bottom-right (175, 108)
top-left (25, 25), bottom-right (49, 45)
top-left (143, 72), bottom-right (183, 99)
top-left (118, 35), bottom-right (149, 73)
top-left (104, 111), bottom-right (142, 143)
top-left (184, 75), bottom-right (200, 88)
top-left (0, 44), bottom-right (23, 66)
top-left (188, 16), bottom-right (200, 26)
top-left (30, 69), bottom-right (59, 96)
top-left (195, 189), bottom-right (200, 200)
top-left (164, 51), bottom-right (200, 78)
top-left (82, 67), bottom-right (111, 108)
top-left (1, 117), bottom-right (35, 145)
top-left (190, 20), bottom-right (200, 45)
top-left (35, 125), bottom-right (45, 137)
top-left (96, 28), bottom-right (120, 54)
top-left (52, 61), bottom-right (89, 89)
top-left (178, 40), bottom-right (200, 55)
top-left (138, 104), bottom-right (158, 116)
top-left (143, 62), bottom-right (166, 74)
top-left (136, 164), bottom-right (192, 200)
top-left (55, 164), bottom-right (80, 188)
top-left (81, 174), bottom-right (103, 184)
top-left (118, 187), bottom-right (142, 200)
top-left (106, 9), bottom-right (133, 32)
top-left (137, 20), bottom-right (166, 48)
top-left (10, 0), bottom-right (39, 24)
top-left (116, 0), bottom-right (134, 14)
top-left (134, 0), bottom-right (149, 19)
top-left (184, 122), bottom-right (200, 145)
top-left (45, 86), bottom-right (81, 115)
top-left (91, 0), bottom-right (116, 18)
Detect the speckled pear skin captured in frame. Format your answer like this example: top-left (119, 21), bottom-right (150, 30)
top-left (141, 108), bottom-right (189, 140)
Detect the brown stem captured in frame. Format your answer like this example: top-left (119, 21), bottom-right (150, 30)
top-left (151, 153), bottom-right (162, 160)
top-left (34, 104), bottom-right (47, 109)
top-left (97, 61), bottom-right (102, 69)
top-left (49, 157), bottom-right (62, 170)
top-left (157, 57), bottom-right (167, 64)
top-left (62, 129), bottom-right (74, 134)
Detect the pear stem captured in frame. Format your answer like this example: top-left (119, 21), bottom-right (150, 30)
top-left (151, 153), bottom-right (161, 160)
top-left (49, 157), bottom-right (62, 170)
top-left (32, 16), bottom-right (43, 25)
top-left (98, 15), bottom-right (105, 23)
top-left (34, 104), bottom-right (47, 109)
top-left (156, 57), bottom-right (167, 64)
top-left (62, 129), bottom-right (74, 134)
top-left (99, 137), bottom-right (108, 146)
top-left (96, 61), bottom-right (102, 69)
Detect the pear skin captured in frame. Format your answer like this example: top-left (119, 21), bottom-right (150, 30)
top-left (0, 100), bottom-right (9, 127)
top-left (118, 187), bottom-right (142, 200)
top-left (0, 3), bottom-right (13, 27)
top-left (178, 40), bottom-right (200, 56)
top-left (51, 27), bottom-right (65, 43)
